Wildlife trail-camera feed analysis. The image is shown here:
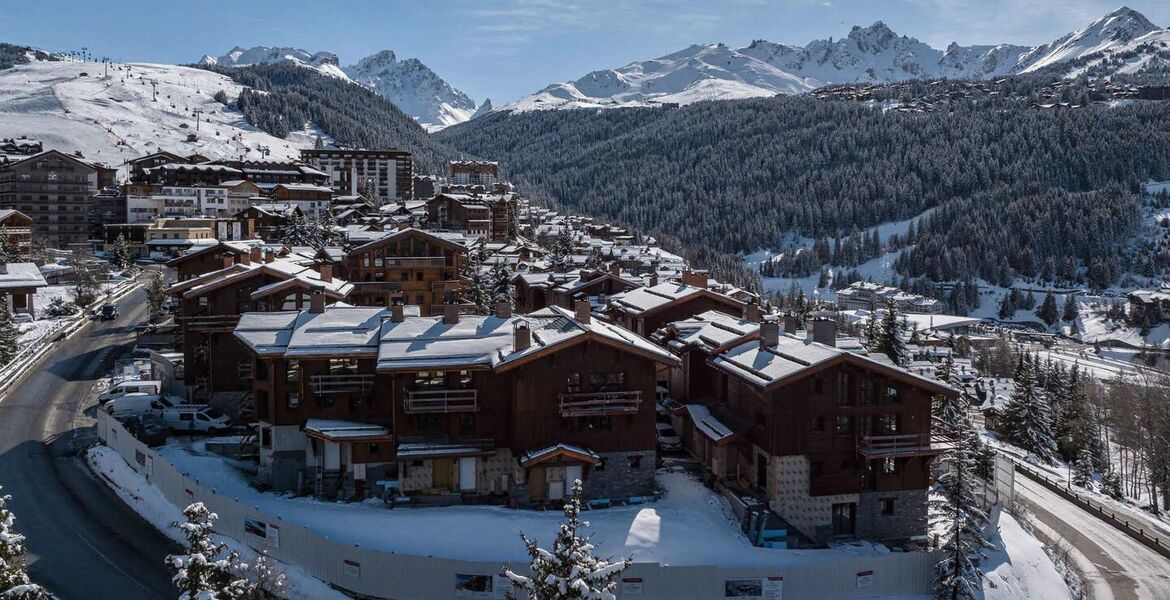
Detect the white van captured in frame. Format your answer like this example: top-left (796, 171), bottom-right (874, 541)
top-left (105, 393), bottom-right (183, 419)
top-left (161, 406), bottom-right (232, 433)
top-left (98, 380), bottom-right (163, 404)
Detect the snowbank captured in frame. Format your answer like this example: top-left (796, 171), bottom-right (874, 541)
top-left (982, 511), bottom-right (1074, 600)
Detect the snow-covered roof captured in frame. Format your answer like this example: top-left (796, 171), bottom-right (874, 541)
top-left (396, 441), bottom-right (496, 459)
top-left (275, 183), bottom-right (334, 193)
top-left (685, 404), bottom-right (735, 443)
top-left (304, 419), bottom-right (391, 441)
top-left (169, 257), bottom-right (350, 299)
top-left (0, 263), bottom-right (47, 290)
top-left (285, 307), bottom-right (390, 357)
top-left (656, 309), bottom-right (759, 352)
top-left (519, 443), bottom-right (600, 467)
top-left (608, 281), bottom-right (743, 318)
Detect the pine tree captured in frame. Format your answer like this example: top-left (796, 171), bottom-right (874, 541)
top-left (0, 487), bottom-right (50, 599)
top-left (491, 263), bottom-right (514, 304)
top-left (505, 480), bottom-right (630, 600)
top-left (279, 213), bottom-right (320, 249)
top-left (1000, 355), bottom-right (1057, 463)
top-left (462, 253), bottom-right (492, 315)
top-left (1061, 293), bottom-right (1079, 322)
top-left (0, 300), bottom-right (19, 367)
top-left (0, 235), bottom-right (17, 265)
top-left (550, 224), bottom-right (575, 273)
top-left (931, 415), bottom-right (992, 600)
top-left (933, 354), bottom-right (968, 440)
top-left (146, 271), bottom-right (168, 320)
top-left (313, 134), bottom-right (324, 150)
top-left (874, 300), bottom-right (908, 366)
top-left (1072, 449), bottom-right (1095, 488)
top-left (1036, 291), bottom-right (1058, 326)
top-left (110, 233), bottom-right (131, 270)
top-left (166, 503), bottom-right (249, 600)
top-left (231, 550), bottom-right (286, 600)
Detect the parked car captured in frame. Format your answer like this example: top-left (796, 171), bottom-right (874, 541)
top-left (119, 414), bottom-right (169, 447)
top-left (98, 380), bottom-right (163, 404)
top-left (655, 422), bottom-right (682, 452)
top-left (160, 406), bottom-right (231, 433)
top-left (104, 393), bottom-right (183, 418)
top-left (99, 304), bottom-right (118, 320)
top-left (12, 312), bottom-right (33, 324)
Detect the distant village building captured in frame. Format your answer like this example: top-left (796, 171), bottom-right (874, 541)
top-left (836, 281), bottom-right (940, 314)
top-left (0, 262), bottom-right (48, 316)
top-left (0, 209), bottom-right (33, 259)
top-left (1127, 287), bottom-right (1170, 324)
top-left (449, 160), bottom-right (498, 187)
top-left (0, 150), bottom-right (99, 249)
top-left (300, 148), bottom-right (414, 203)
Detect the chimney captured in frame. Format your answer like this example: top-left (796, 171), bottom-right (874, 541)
top-left (264, 249), bottom-right (276, 264)
top-left (609, 262), bottom-right (622, 276)
top-left (319, 263), bottom-right (332, 283)
top-left (745, 303), bottom-right (762, 323)
top-left (811, 318), bottom-right (838, 347)
top-left (574, 299), bottom-right (591, 324)
top-left (682, 269), bottom-right (708, 289)
top-left (759, 318), bottom-right (780, 349)
top-left (782, 314), bottom-right (800, 335)
top-left (390, 300), bottom-right (405, 323)
top-left (443, 303), bottom-right (460, 325)
top-left (514, 321), bottom-right (531, 351)
top-left (221, 254), bottom-right (235, 269)
top-left (649, 272), bottom-right (659, 287)
top-left (239, 250), bottom-right (251, 266)
top-left (384, 291), bottom-right (396, 307)
top-left (309, 289), bottom-right (326, 314)
top-left (249, 246), bottom-right (262, 264)
top-left (0, 263), bottom-right (7, 275)
top-left (495, 300), bottom-right (512, 319)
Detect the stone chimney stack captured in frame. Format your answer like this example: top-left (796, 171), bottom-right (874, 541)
top-left (782, 314), bottom-right (800, 335)
top-left (574, 299), bottom-right (591, 324)
top-left (239, 251), bottom-right (251, 266)
top-left (514, 321), bottom-right (531, 351)
top-left (249, 246), bottom-right (262, 264)
top-left (811, 318), bottom-right (838, 347)
top-left (264, 249), bottom-right (276, 264)
top-left (745, 303), bottom-right (762, 323)
top-left (319, 263), bottom-right (332, 283)
top-left (221, 254), bottom-right (235, 269)
top-left (390, 300), bottom-right (405, 323)
top-left (759, 318), bottom-right (780, 349)
top-left (649, 273), bottom-right (659, 287)
top-left (309, 289), bottom-right (326, 314)
top-left (443, 303), bottom-right (460, 325)
top-left (682, 269), bottom-right (709, 289)
top-left (495, 300), bottom-right (512, 319)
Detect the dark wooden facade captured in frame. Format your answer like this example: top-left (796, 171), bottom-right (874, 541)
top-left (339, 229), bottom-right (468, 316)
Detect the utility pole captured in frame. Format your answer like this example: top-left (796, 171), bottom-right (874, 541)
top-left (192, 108), bottom-right (203, 132)
top-left (151, 80), bottom-right (158, 102)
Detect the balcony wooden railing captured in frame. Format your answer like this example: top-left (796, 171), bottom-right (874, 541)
top-left (857, 433), bottom-right (945, 458)
top-left (559, 391), bottom-right (642, 417)
top-left (405, 389), bottom-right (478, 413)
top-left (179, 314), bottom-right (241, 332)
top-left (310, 373), bottom-right (375, 395)
top-left (384, 256), bottom-right (448, 268)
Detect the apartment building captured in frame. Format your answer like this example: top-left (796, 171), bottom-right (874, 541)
top-left (513, 266), bottom-right (643, 314)
top-left (337, 227), bottom-right (470, 316)
top-left (300, 149), bottom-right (413, 203)
top-left (449, 160), bottom-right (498, 187)
top-left (233, 300), bottom-right (679, 501)
top-left (426, 188), bottom-right (517, 243)
top-left (605, 273), bottom-right (747, 336)
top-left (0, 150), bottom-right (98, 249)
top-left (836, 281), bottom-right (941, 314)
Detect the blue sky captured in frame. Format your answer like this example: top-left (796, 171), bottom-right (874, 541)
top-left (2, 1), bottom-right (1168, 104)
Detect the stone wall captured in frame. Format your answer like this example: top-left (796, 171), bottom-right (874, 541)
top-left (768, 454), bottom-right (859, 542)
top-left (586, 451), bottom-right (656, 499)
top-left (856, 489), bottom-right (927, 541)
top-left (399, 459), bottom-right (434, 492)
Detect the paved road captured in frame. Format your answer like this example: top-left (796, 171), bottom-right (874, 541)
top-left (1015, 475), bottom-right (1170, 600)
top-left (0, 284), bottom-right (176, 599)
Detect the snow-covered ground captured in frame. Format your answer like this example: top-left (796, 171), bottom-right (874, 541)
top-left (121, 439), bottom-right (895, 568)
top-left (0, 60), bottom-right (321, 173)
top-left (981, 510), bottom-right (1076, 600)
top-left (87, 445), bottom-right (347, 600)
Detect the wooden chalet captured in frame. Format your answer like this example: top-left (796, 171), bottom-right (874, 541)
top-left (338, 227), bottom-right (471, 317)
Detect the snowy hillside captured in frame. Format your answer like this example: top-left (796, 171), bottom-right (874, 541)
top-left (0, 59), bottom-right (321, 172)
top-left (201, 46), bottom-right (477, 130)
top-left (503, 7), bottom-right (1168, 112)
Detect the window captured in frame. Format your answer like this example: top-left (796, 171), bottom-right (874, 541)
top-left (287, 392), bottom-right (300, 409)
top-left (835, 416), bottom-right (853, 436)
top-left (879, 413), bottom-right (899, 434)
top-left (566, 373), bottom-right (582, 393)
top-left (628, 455), bottom-right (642, 469)
top-left (368, 443), bottom-right (380, 455)
top-left (837, 372), bottom-right (852, 406)
top-left (589, 372), bottom-right (625, 391)
top-left (458, 414), bottom-right (476, 436)
top-left (328, 358), bottom-right (358, 375)
top-left (261, 428), bottom-right (272, 448)
top-left (286, 360), bottom-right (300, 383)
top-left (457, 371), bottom-right (473, 389)
top-left (880, 498), bottom-right (896, 515)
top-left (884, 386), bottom-right (900, 404)
top-left (809, 416), bottom-right (825, 433)
top-left (413, 371), bottom-right (446, 390)
top-left (237, 361), bottom-right (253, 380)
top-left (860, 380), bottom-right (877, 405)
top-left (883, 457), bottom-right (900, 474)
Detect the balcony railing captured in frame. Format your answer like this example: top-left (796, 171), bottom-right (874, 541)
top-left (179, 314), bottom-right (241, 332)
top-left (384, 256), bottom-right (448, 268)
top-left (559, 391), bottom-right (642, 417)
top-left (310, 373), bottom-right (375, 395)
top-left (405, 389), bottom-right (478, 413)
top-left (857, 434), bottom-right (946, 458)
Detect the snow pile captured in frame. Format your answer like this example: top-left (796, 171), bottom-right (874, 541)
top-left (981, 511), bottom-right (1075, 600)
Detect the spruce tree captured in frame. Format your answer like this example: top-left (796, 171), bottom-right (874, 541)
top-left (1061, 294), bottom-right (1079, 322)
top-left (933, 354), bottom-right (968, 440)
top-left (0, 487), bottom-right (50, 599)
top-left (166, 503), bottom-right (249, 600)
top-left (874, 300), bottom-right (908, 366)
top-left (1036, 291), bottom-right (1058, 326)
top-left (931, 414), bottom-right (992, 600)
top-left (1000, 355), bottom-right (1057, 463)
top-left (491, 263), bottom-right (514, 304)
top-left (146, 271), bottom-right (168, 320)
top-left (0, 300), bottom-right (19, 367)
top-left (110, 233), bottom-right (131, 270)
top-left (505, 480), bottom-right (630, 600)
top-left (462, 254), bottom-right (491, 315)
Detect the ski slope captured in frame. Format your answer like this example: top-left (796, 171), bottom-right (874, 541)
top-left (0, 60), bottom-right (322, 175)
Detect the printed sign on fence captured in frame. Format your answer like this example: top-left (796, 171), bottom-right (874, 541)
top-left (343, 559), bottom-right (361, 578)
top-left (621, 577), bottom-right (644, 595)
top-left (856, 570), bottom-right (874, 588)
top-left (725, 578), bottom-right (763, 598)
top-left (764, 575), bottom-right (783, 600)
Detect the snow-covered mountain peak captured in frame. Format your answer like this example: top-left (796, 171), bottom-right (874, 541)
top-left (350, 49), bottom-right (398, 73)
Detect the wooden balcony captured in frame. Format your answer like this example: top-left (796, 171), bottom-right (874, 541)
top-left (856, 434), bottom-right (947, 458)
top-left (404, 389), bottom-right (478, 413)
top-left (384, 256), bottom-right (448, 268)
top-left (559, 391), bottom-right (642, 417)
top-left (309, 373), bottom-right (375, 396)
top-left (179, 314), bottom-right (241, 332)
